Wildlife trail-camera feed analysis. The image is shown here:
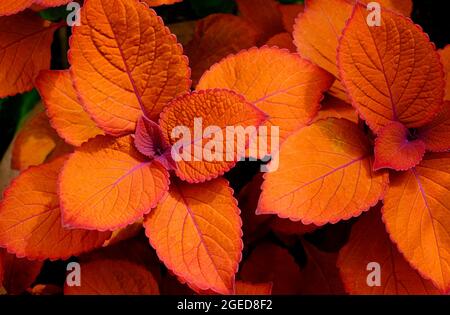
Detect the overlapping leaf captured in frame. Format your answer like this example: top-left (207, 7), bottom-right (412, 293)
top-left (418, 102), bottom-right (450, 152)
top-left (235, 281), bottom-right (272, 295)
top-left (382, 153), bottom-right (450, 293)
top-left (265, 33), bottom-right (296, 52)
top-left (198, 47), bottom-right (333, 142)
top-left (0, 157), bottom-right (110, 260)
top-left (69, 0), bottom-right (191, 135)
top-left (314, 95), bottom-right (359, 124)
top-left (338, 3), bottom-right (445, 133)
top-left (144, 178), bottom-right (242, 295)
top-left (185, 14), bottom-right (257, 86)
top-left (258, 118), bottom-right (389, 225)
top-left (338, 208), bottom-right (440, 294)
top-left (0, 11), bottom-right (58, 97)
top-left (36, 70), bottom-right (104, 146)
top-left (142, 0), bottom-right (182, 7)
top-left (64, 259), bottom-right (159, 295)
top-left (440, 45), bottom-right (450, 100)
top-left (159, 89), bottom-right (266, 183)
top-left (59, 135), bottom-right (169, 231)
top-left (279, 3), bottom-right (304, 34)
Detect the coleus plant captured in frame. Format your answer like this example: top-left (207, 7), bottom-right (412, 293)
top-left (0, 0), bottom-right (449, 296)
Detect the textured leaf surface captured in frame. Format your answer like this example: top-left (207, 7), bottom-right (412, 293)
top-left (0, 0), bottom-right (33, 16)
top-left (144, 178), bottom-right (242, 295)
top-left (314, 95), bottom-right (359, 124)
top-left (265, 33), bottom-right (296, 52)
top-left (236, 0), bottom-right (284, 43)
top-left (0, 157), bottom-right (110, 260)
top-left (198, 47), bottom-right (333, 141)
top-left (0, 250), bottom-right (43, 295)
top-left (258, 118), bottom-right (389, 225)
top-left (12, 109), bottom-right (64, 171)
top-left (159, 89), bottom-right (266, 183)
top-left (374, 122), bottom-right (426, 171)
top-left (382, 153), bottom-right (450, 293)
top-left (240, 242), bottom-right (302, 294)
top-left (418, 102), bottom-right (450, 152)
top-left (338, 3), bottom-right (445, 133)
top-left (0, 11), bottom-right (58, 97)
top-left (185, 14), bottom-right (257, 86)
top-left (299, 241), bottom-right (345, 294)
top-left (69, 0), bottom-right (191, 135)
top-left (235, 281), bottom-right (272, 295)
top-left (36, 70), bottom-right (104, 147)
top-left (440, 45), bottom-right (450, 100)
top-left (64, 259), bottom-right (159, 295)
top-left (359, 0), bottom-right (412, 16)
top-left (338, 208), bottom-right (439, 294)
top-left (60, 135), bottom-right (169, 231)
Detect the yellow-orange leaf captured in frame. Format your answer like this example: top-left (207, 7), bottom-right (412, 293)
top-left (0, 157), bottom-right (110, 260)
top-left (314, 95), bottom-right (359, 124)
top-left (382, 153), bottom-right (450, 293)
top-left (258, 118), bottom-right (389, 225)
top-left (12, 109), bottom-right (62, 171)
top-left (64, 259), bottom-right (159, 295)
top-left (36, 70), bottom-right (104, 146)
top-left (198, 47), bottom-right (333, 141)
top-left (144, 178), bottom-right (242, 295)
top-left (0, 11), bottom-right (58, 97)
top-left (338, 208), bottom-right (440, 294)
top-left (69, 0), bottom-right (191, 136)
top-left (338, 3), bottom-right (445, 133)
top-left (59, 135), bottom-right (169, 231)
top-left (159, 89), bottom-right (266, 183)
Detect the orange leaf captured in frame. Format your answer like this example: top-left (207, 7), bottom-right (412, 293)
top-left (235, 281), bottom-right (272, 295)
top-left (265, 32), bottom-right (296, 52)
top-left (36, 70), bottom-right (104, 146)
top-left (338, 208), bottom-right (440, 294)
top-left (439, 45), bottom-right (450, 101)
top-left (314, 95), bottom-right (359, 124)
top-left (0, 11), bottom-right (58, 97)
top-left (240, 242), bottom-right (302, 294)
top-left (59, 135), bottom-right (169, 231)
top-left (144, 178), bottom-right (242, 295)
top-left (159, 89), bottom-right (266, 183)
top-left (198, 47), bottom-right (333, 141)
top-left (185, 14), bottom-right (258, 86)
top-left (64, 259), bottom-right (159, 295)
top-left (69, 0), bottom-right (191, 136)
top-left (299, 241), bottom-right (345, 294)
top-left (382, 153), bottom-right (450, 293)
top-left (359, 0), bottom-right (412, 16)
top-left (141, 0), bottom-right (182, 6)
top-left (236, 0), bottom-right (284, 43)
top-left (0, 250), bottom-right (43, 295)
top-left (338, 3), bottom-right (445, 133)
top-left (418, 101), bottom-right (450, 152)
top-left (279, 3), bottom-right (304, 33)
top-left (0, 0), bottom-right (33, 16)
top-left (373, 121), bottom-right (426, 171)
top-left (0, 157), bottom-right (110, 260)
top-left (12, 109), bottom-right (65, 171)
top-left (258, 118), bottom-right (389, 225)
top-left (34, 0), bottom-right (72, 7)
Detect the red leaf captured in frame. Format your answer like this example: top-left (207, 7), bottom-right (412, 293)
top-left (69, 0), bottom-right (191, 135)
top-left (64, 259), bottom-right (159, 295)
top-left (59, 135), bottom-right (170, 231)
top-left (374, 121), bottom-right (426, 171)
top-left (185, 14), bottom-right (258, 86)
top-left (0, 11), bottom-right (58, 97)
top-left (235, 281), bottom-right (272, 295)
top-left (0, 250), bottom-right (43, 295)
top-left (141, 0), bottom-right (182, 6)
top-left (440, 45), bottom-right (450, 100)
top-left (382, 153), bottom-right (450, 293)
top-left (144, 178), bottom-right (242, 295)
top-left (240, 242), bottom-right (302, 294)
top-left (0, 157), bottom-right (110, 260)
top-left (338, 3), bottom-right (445, 133)
top-left (0, 1), bottom-right (33, 16)
top-left (258, 118), bottom-right (389, 225)
top-left (338, 208), bottom-right (440, 294)
top-left (279, 3), bottom-right (304, 33)
top-left (265, 32), bottom-right (296, 52)
top-left (418, 101), bottom-right (450, 152)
